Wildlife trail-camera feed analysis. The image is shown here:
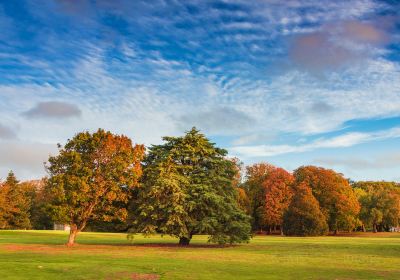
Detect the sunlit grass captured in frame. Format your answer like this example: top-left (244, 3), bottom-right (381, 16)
top-left (0, 230), bottom-right (399, 279)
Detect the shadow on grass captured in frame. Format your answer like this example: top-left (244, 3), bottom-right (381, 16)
top-left (75, 242), bottom-right (237, 248)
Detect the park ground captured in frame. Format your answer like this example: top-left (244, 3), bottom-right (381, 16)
top-left (0, 231), bottom-right (400, 279)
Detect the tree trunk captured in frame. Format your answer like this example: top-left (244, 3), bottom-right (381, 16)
top-left (373, 224), bottom-right (377, 233)
top-left (67, 225), bottom-right (79, 246)
top-left (179, 236), bottom-right (191, 246)
top-left (280, 225), bottom-right (284, 236)
top-left (362, 224), bottom-right (366, 232)
top-left (334, 229), bottom-right (338, 235)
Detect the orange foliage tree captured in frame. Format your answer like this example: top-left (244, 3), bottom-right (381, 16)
top-left (45, 129), bottom-right (145, 246)
top-left (294, 166), bottom-right (360, 233)
top-left (243, 163), bottom-right (294, 233)
top-left (283, 182), bottom-right (328, 236)
top-left (262, 167), bottom-right (294, 234)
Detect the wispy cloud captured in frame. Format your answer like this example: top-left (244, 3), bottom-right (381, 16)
top-left (231, 127), bottom-right (400, 158)
top-left (314, 152), bottom-right (400, 170)
top-left (0, 0), bottom-right (399, 180)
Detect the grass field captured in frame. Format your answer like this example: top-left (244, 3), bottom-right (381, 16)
top-left (0, 231), bottom-right (400, 279)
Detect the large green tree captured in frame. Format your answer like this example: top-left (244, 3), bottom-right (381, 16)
top-left (129, 128), bottom-right (251, 245)
top-left (45, 129), bottom-right (145, 246)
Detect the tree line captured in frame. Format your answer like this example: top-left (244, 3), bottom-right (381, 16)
top-left (0, 128), bottom-right (399, 246)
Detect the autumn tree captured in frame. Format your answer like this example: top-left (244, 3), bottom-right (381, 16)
top-left (0, 178), bottom-right (7, 228)
top-left (283, 182), bottom-right (328, 236)
top-left (45, 129), bottom-right (145, 246)
top-left (262, 167), bottom-right (294, 235)
top-left (0, 171), bottom-right (32, 229)
top-left (353, 181), bottom-right (400, 232)
top-left (294, 166), bottom-right (360, 233)
top-left (242, 163), bottom-right (275, 232)
top-left (129, 128), bottom-right (251, 245)
top-left (242, 163), bottom-right (293, 234)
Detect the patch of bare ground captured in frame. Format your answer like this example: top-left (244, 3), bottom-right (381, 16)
top-left (131, 243), bottom-right (235, 248)
top-left (329, 232), bottom-right (400, 238)
top-left (105, 272), bottom-right (159, 280)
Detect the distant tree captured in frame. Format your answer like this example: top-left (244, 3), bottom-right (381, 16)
top-left (45, 129), bottom-right (145, 246)
top-left (283, 182), bottom-right (328, 236)
top-left (129, 128), bottom-right (251, 245)
top-left (242, 163), bottom-right (294, 234)
top-left (237, 187), bottom-right (251, 214)
top-left (294, 166), bottom-right (360, 233)
top-left (0, 171), bottom-right (33, 229)
top-left (0, 179), bottom-right (7, 228)
top-left (242, 163), bottom-right (275, 232)
top-left (29, 179), bottom-right (54, 230)
top-left (6, 171), bottom-right (18, 186)
top-left (262, 167), bottom-right (294, 235)
top-left (353, 181), bottom-right (400, 232)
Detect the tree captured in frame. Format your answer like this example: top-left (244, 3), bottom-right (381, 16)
top-left (283, 182), bottom-right (328, 236)
top-left (29, 179), bottom-right (54, 230)
top-left (353, 181), bottom-right (400, 232)
top-left (129, 128), bottom-right (251, 245)
top-left (0, 171), bottom-right (32, 229)
top-left (294, 166), bottom-right (360, 233)
top-left (242, 163), bottom-right (293, 234)
top-left (242, 163), bottom-right (275, 232)
top-left (0, 179), bottom-right (7, 228)
top-left (45, 129), bottom-right (145, 246)
top-left (262, 167), bottom-right (294, 235)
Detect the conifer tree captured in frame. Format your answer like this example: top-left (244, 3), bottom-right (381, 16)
top-left (129, 128), bottom-right (251, 245)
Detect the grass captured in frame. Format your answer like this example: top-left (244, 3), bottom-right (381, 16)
top-left (0, 230), bottom-right (399, 279)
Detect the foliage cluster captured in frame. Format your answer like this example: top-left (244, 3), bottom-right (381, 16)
top-left (1, 128), bottom-right (399, 243)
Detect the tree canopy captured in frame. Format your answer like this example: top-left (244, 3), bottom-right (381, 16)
top-left (353, 181), bottom-right (400, 232)
top-left (45, 129), bottom-right (145, 245)
top-left (283, 182), bottom-right (329, 236)
top-left (129, 128), bottom-right (251, 245)
top-left (0, 171), bottom-right (32, 229)
top-left (294, 166), bottom-right (360, 233)
top-left (241, 163), bottom-right (294, 234)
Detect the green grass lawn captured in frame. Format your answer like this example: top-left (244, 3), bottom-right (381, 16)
top-left (0, 230), bottom-right (399, 279)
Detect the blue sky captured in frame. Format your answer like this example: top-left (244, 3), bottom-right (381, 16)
top-left (0, 0), bottom-right (399, 181)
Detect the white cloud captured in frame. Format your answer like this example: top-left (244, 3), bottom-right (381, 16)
top-left (231, 127), bottom-right (400, 158)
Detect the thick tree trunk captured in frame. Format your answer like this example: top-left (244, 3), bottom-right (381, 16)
top-left (373, 224), bottom-right (377, 233)
top-left (280, 225), bottom-right (284, 236)
top-left (334, 229), bottom-right (338, 235)
top-left (362, 224), bottom-right (366, 232)
top-left (67, 225), bottom-right (79, 246)
top-left (179, 236), bottom-right (191, 246)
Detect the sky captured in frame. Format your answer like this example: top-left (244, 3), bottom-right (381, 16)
top-left (0, 0), bottom-right (399, 181)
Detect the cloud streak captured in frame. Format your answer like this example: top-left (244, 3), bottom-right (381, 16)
top-left (231, 127), bottom-right (400, 158)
